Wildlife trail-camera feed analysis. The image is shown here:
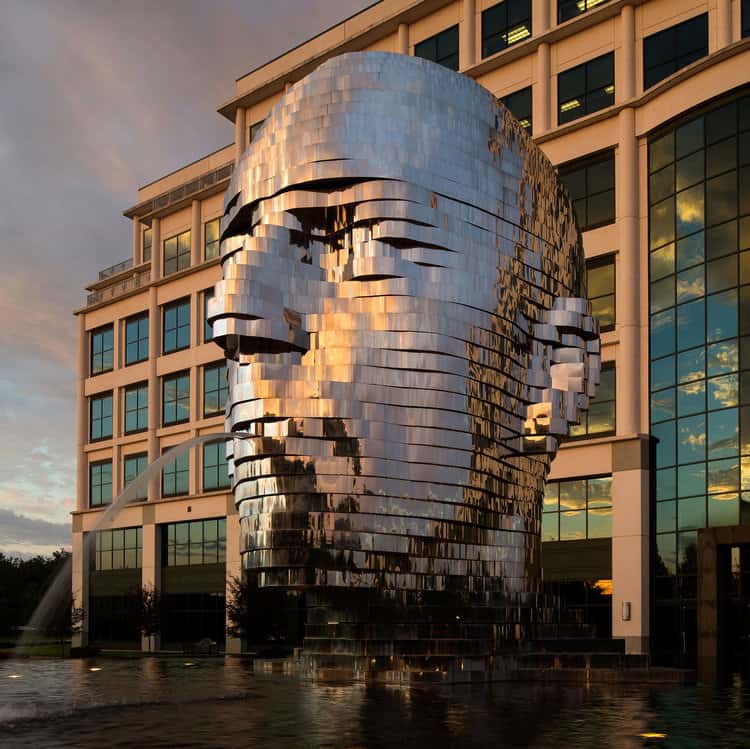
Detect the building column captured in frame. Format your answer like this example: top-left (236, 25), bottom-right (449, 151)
top-left (616, 107), bottom-right (640, 436)
top-left (234, 107), bottom-right (246, 164)
top-left (716, 0), bottom-right (732, 49)
top-left (611, 437), bottom-right (650, 654)
top-left (534, 43), bottom-right (551, 134)
top-left (397, 22), bottom-right (409, 55)
top-left (140, 516), bottom-right (161, 652)
top-left (532, 0), bottom-right (550, 35)
top-left (225, 499), bottom-right (242, 654)
top-left (190, 199), bottom-right (201, 267)
top-left (76, 314), bottom-right (88, 513)
top-left (618, 4), bottom-right (635, 103)
top-left (460, 0), bottom-right (476, 70)
top-left (132, 218), bottom-right (142, 266)
top-left (147, 286), bottom-right (160, 502)
top-left (71, 518), bottom-right (89, 648)
top-left (150, 217), bottom-right (161, 284)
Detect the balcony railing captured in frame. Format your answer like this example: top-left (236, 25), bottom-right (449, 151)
top-left (98, 257), bottom-right (133, 280)
top-left (87, 268), bottom-right (150, 306)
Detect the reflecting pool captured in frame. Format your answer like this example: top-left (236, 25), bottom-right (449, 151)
top-left (1, 658), bottom-right (749, 748)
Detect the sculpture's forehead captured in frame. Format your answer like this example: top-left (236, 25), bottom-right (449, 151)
top-left (224, 53), bottom-right (526, 224)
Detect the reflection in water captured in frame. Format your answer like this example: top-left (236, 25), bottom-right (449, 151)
top-left (2, 658), bottom-right (750, 748)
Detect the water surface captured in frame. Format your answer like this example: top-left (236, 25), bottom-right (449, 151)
top-left (1, 658), bottom-right (748, 748)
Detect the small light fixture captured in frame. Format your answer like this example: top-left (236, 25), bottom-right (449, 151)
top-left (622, 601), bottom-right (631, 621)
top-left (7, 674), bottom-right (21, 679)
top-left (89, 667), bottom-right (102, 672)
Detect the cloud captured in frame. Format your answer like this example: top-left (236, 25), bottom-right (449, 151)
top-left (0, 508), bottom-right (71, 551)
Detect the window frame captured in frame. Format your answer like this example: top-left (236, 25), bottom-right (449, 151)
top-left (90, 324), bottom-right (114, 376)
top-left (203, 288), bottom-right (215, 343)
top-left (481, 0), bottom-right (532, 59)
top-left (203, 441), bottom-right (230, 492)
top-left (559, 149), bottom-right (616, 232)
top-left (248, 120), bottom-right (264, 144)
top-left (162, 371), bottom-right (190, 426)
top-left (163, 229), bottom-right (191, 276)
top-left (142, 227), bottom-right (152, 262)
top-left (92, 527), bottom-right (142, 571)
top-left (502, 86), bottom-right (532, 131)
top-left (203, 362), bottom-right (228, 417)
top-left (124, 381), bottom-right (148, 435)
top-left (643, 13), bottom-right (708, 91)
top-left (89, 392), bottom-right (113, 442)
top-left (90, 459), bottom-right (113, 508)
top-left (162, 298), bottom-right (191, 354)
top-left (414, 25), bottom-right (460, 71)
top-left (557, 0), bottom-right (611, 24)
top-left (162, 518), bottom-right (227, 567)
top-left (586, 253), bottom-right (617, 333)
top-left (557, 51), bottom-right (615, 125)
top-left (542, 474), bottom-right (614, 542)
top-left (124, 312), bottom-right (149, 366)
top-left (204, 218), bottom-right (220, 260)
top-left (123, 452), bottom-right (148, 501)
top-left (568, 361), bottom-right (617, 440)
top-left (161, 450), bottom-right (189, 498)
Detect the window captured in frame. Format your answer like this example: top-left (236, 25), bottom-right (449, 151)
top-left (587, 254), bottom-right (616, 332)
top-left (124, 453), bottom-right (148, 500)
top-left (558, 52), bottom-right (614, 125)
top-left (542, 475), bottom-right (613, 542)
top-left (90, 460), bottom-right (113, 507)
top-left (204, 289), bottom-right (214, 342)
top-left (569, 362), bottom-right (616, 438)
top-left (163, 299), bottom-right (191, 353)
top-left (559, 150), bottom-right (615, 231)
top-left (248, 120), bottom-right (264, 144)
top-left (744, 0), bottom-right (750, 38)
top-left (502, 86), bottom-right (532, 131)
top-left (162, 518), bottom-right (226, 566)
top-left (204, 219), bottom-right (220, 260)
top-left (93, 527), bottom-right (142, 571)
top-left (203, 442), bottom-right (230, 491)
top-left (124, 382), bottom-right (148, 434)
top-left (203, 363), bottom-right (228, 417)
top-left (481, 0), bottom-right (531, 58)
top-left (163, 229), bottom-right (191, 276)
top-left (162, 450), bottom-right (189, 497)
top-left (643, 14), bottom-right (708, 90)
top-left (90, 393), bottom-right (113, 441)
top-left (558, 0), bottom-right (611, 23)
top-left (125, 313), bottom-right (148, 365)
top-left (90, 325), bottom-right (114, 376)
top-left (414, 25), bottom-right (459, 71)
top-left (163, 371), bottom-right (190, 425)
top-left (143, 227), bottom-right (152, 262)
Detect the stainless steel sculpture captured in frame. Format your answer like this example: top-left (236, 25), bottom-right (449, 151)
top-left (209, 52), bottom-right (600, 674)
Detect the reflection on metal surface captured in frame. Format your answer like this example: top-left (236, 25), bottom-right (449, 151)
top-left (210, 52), bottom-right (600, 670)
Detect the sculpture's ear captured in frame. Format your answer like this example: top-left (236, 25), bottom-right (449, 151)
top-left (521, 297), bottom-right (601, 454)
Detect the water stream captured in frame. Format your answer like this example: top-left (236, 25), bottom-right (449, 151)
top-left (19, 431), bottom-right (249, 650)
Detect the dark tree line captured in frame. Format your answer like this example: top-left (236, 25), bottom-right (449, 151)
top-left (0, 550), bottom-right (77, 641)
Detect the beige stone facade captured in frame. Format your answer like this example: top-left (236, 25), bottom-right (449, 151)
top-left (73, 0), bottom-right (750, 654)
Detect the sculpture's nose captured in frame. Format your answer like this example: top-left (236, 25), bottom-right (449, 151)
top-left (207, 235), bottom-right (309, 359)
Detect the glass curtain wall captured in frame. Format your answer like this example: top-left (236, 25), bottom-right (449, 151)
top-left (649, 89), bottom-right (750, 665)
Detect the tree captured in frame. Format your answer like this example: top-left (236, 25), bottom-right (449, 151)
top-left (134, 584), bottom-right (162, 653)
top-left (226, 573), bottom-right (305, 654)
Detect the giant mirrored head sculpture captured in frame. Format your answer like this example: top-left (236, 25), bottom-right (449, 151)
top-left (210, 52), bottom-right (600, 668)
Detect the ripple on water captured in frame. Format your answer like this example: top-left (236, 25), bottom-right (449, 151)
top-left (1, 659), bottom-right (750, 748)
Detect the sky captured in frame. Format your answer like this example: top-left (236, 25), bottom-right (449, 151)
top-left (0, 0), bottom-right (373, 558)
